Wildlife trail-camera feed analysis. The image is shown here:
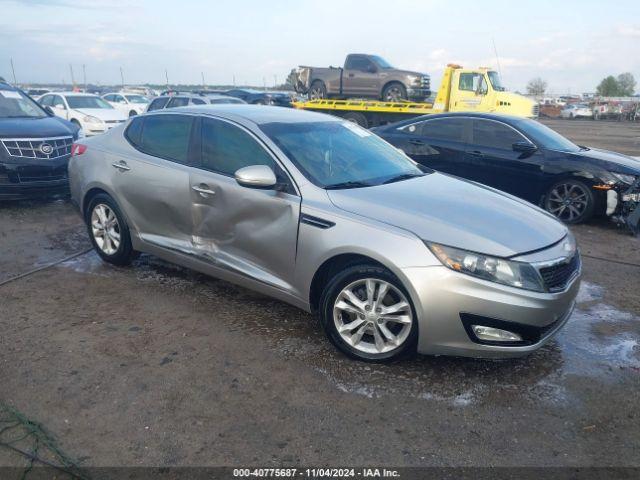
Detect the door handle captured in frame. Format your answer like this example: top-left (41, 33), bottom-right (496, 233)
top-left (112, 161), bottom-right (130, 171)
top-left (192, 184), bottom-right (216, 197)
top-left (468, 150), bottom-right (485, 157)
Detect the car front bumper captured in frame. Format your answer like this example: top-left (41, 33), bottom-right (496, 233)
top-left (0, 160), bottom-right (70, 200)
top-left (82, 120), bottom-right (125, 136)
top-left (406, 87), bottom-right (431, 101)
top-left (402, 265), bottom-right (580, 358)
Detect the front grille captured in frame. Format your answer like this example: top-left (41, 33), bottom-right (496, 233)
top-left (1, 136), bottom-right (73, 160)
top-left (532, 104), bottom-right (540, 117)
top-left (420, 76), bottom-right (431, 89)
top-left (539, 254), bottom-right (580, 292)
top-left (16, 165), bottom-right (68, 183)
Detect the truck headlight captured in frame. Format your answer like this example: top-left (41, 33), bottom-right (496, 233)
top-left (426, 242), bottom-right (545, 292)
top-left (83, 115), bottom-right (102, 124)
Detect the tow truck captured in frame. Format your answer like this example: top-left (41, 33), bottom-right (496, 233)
top-left (292, 64), bottom-right (538, 128)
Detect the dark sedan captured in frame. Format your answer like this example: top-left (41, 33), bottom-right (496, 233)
top-left (224, 89), bottom-right (293, 107)
top-left (373, 113), bottom-right (640, 231)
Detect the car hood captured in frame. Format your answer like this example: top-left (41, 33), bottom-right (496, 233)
top-left (0, 115), bottom-right (77, 138)
top-left (74, 108), bottom-right (127, 121)
top-left (389, 69), bottom-right (429, 78)
top-left (327, 173), bottom-right (567, 258)
top-left (568, 148), bottom-right (640, 175)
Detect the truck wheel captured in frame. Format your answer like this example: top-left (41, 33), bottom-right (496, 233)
top-left (343, 112), bottom-right (369, 128)
top-left (382, 82), bottom-right (407, 102)
top-left (309, 81), bottom-right (327, 100)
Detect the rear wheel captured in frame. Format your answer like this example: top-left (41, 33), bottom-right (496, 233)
top-left (309, 80), bottom-right (327, 100)
top-left (86, 193), bottom-right (136, 265)
top-left (319, 264), bottom-right (418, 362)
top-left (382, 82), bottom-right (407, 102)
top-left (545, 179), bottom-right (595, 224)
top-left (342, 112), bottom-right (369, 128)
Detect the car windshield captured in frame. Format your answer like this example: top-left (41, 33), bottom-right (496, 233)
top-left (125, 94), bottom-right (149, 104)
top-left (371, 56), bottom-right (394, 69)
top-left (210, 97), bottom-right (244, 104)
top-left (515, 119), bottom-right (582, 153)
top-left (0, 88), bottom-right (47, 118)
top-left (260, 121), bottom-right (427, 188)
top-left (487, 71), bottom-right (505, 91)
top-left (66, 96), bottom-right (113, 109)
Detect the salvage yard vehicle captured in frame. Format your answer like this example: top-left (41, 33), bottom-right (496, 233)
top-left (146, 93), bottom-right (246, 112)
top-left (373, 112), bottom-right (640, 233)
top-left (290, 54), bottom-right (431, 102)
top-left (560, 103), bottom-right (593, 119)
top-left (0, 80), bottom-right (80, 199)
top-left (224, 89), bottom-right (293, 107)
top-left (102, 92), bottom-right (150, 117)
top-left (293, 64), bottom-right (538, 128)
top-left (38, 92), bottom-right (127, 136)
top-left (69, 105), bottom-right (581, 361)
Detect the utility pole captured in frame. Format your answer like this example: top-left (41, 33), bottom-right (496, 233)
top-left (165, 69), bottom-right (169, 89)
top-left (233, 75), bottom-right (236, 87)
top-left (69, 64), bottom-right (76, 90)
top-left (82, 64), bottom-right (87, 92)
top-left (201, 71), bottom-right (206, 89)
top-left (120, 67), bottom-right (125, 89)
top-left (10, 58), bottom-right (17, 84)
top-left (263, 76), bottom-right (266, 91)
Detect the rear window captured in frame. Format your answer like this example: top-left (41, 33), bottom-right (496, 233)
top-left (139, 114), bottom-right (193, 164)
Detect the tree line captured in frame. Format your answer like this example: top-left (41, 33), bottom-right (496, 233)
top-left (526, 73), bottom-right (637, 97)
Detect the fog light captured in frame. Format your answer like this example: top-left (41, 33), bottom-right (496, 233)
top-left (471, 325), bottom-right (522, 342)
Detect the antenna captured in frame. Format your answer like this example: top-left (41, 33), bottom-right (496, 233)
top-left (492, 37), bottom-right (503, 79)
top-left (10, 58), bottom-right (17, 84)
top-left (201, 71), bottom-right (206, 88)
top-left (165, 69), bottom-right (169, 88)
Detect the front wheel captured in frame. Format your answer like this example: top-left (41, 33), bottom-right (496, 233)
top-left (382, 82), bottom-right (407, 102)
top-left (545, 179), bottom-right (595, 224)
top-left (319, 264), bottom-right (418, 362)
top-left (86, 193), bottom-right (136, 265)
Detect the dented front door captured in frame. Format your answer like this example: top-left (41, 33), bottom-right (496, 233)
top-left (189, 117), bottom-right (301, 293)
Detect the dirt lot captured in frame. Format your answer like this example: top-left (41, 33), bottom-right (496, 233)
top-left (0, 120), bottom-right (639, 476)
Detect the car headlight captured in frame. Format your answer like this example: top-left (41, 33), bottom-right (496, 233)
top-left (609, 172), bottom-right (637, 185)
top-left (83, 115), bottom-right (102, 124)
top-left (426, 242), bottom-right (545, 292)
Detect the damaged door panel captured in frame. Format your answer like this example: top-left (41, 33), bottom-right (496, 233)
top-left (189, 116), bottom-right (301, 292)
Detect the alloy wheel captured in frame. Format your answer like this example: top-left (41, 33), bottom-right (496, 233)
top-left (385, 87), bottom-right (403, 102)
top-left (333, 278), bottom-right (413, 355)
top-left (547, 182), bottom-right (589, 222)
top-left (91, 203), bottom-right (121, 255)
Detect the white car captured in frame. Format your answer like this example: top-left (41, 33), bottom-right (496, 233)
top-left (560, 103), bottom-right (593, 119)
top-left (38, 92), bottom-right (127, 136)
top-left (102, 92), bottom-right (150, 117)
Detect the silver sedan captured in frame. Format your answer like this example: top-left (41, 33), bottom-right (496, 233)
top-left (68, 105), bottom-right (581, 362)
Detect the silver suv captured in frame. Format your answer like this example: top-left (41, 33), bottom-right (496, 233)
top-left (69, 105), bottom-right (581, 362)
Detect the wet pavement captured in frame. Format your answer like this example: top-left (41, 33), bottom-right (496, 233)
top-left (1, 196), bottom-right (639, 469)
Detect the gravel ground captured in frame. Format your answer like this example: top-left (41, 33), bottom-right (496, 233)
top-left (0, 121), bottom-right (639, 474)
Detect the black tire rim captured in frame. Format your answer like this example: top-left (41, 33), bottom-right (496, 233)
top-left (385, 87), bottom-right (404, 101)
top-left (547, 183), bottom-right (589, 222)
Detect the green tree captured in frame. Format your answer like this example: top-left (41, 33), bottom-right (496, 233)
top-left (596, 76), bottom-right (621, 96)
top-left (617, 72), bottom-right (636, 96)
top-left (526, 77), bottom-right (547, 96)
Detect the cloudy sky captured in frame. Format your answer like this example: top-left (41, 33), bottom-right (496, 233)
top-left (1, 0), bottom-right (639, 93)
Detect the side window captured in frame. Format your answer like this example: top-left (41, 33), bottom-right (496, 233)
top-left (345, 56), bottom-right (372, 72)
top-left (167, 97), bottom-right (189, 108)
top-left (103, 94), bottom-right (114, 101)
top-left (52, 96), bottom-right (66, 109)
top-left (140, 114), bottom-right (193, 164)
top-left (191, 98), bottom-right (206, 105)
top-left (201, 118), bottom-right (276, 176)
top-left (39, 95), bottom-right (52, 107)
top-left (148, 97), bottom-right (169, 111)
top-left (124, 116), bottom-right (144, 148)
top-left (415, 118), bottom-right (468, 143)
top-left (459, 73), bottom-right (482, 92)
top-left (472, 120), bottom-right (525, 150)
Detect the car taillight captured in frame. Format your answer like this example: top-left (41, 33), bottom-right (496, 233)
top-left (71, 143), bottom-right (87, 156)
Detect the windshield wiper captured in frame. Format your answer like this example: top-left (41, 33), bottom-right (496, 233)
top-left (324, 180), bottom-right (373, 190)
top-left (382, 172), bottom-right (425, 185)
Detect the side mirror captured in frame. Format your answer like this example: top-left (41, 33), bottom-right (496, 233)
top-left (512, 141), bottom-right (537, 154)
top-left (234, 165), bottom-right (277, 189)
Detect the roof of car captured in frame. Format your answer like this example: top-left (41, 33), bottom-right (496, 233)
top-left (379, 111), bottom-right (532, 129)
top-left (151, 104), bottom-right (337, 125)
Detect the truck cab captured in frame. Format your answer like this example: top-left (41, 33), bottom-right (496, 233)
top-left (435, 65), bottom-right (538, 118)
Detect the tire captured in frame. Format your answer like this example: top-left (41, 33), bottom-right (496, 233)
top-left (319, 264), bottom-right (418, 362)
top-left (86, 193), bottom-right (136, 265)
top-left (129, 110), bottom-right (137, 117)
top-left (342, 112), bottom-right (369, 128)
top-left (382, 82), bottom-right (407, 102)
top-left (544, 179), bottom-right (595, 224)
top-left (309, 80), bottom-right (327, 100)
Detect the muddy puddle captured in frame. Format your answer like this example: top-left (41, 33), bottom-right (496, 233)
top-left (60, 253), bottom-right (640, 407)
